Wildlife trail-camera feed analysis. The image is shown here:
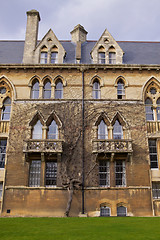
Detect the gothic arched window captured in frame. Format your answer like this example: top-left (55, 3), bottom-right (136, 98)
top-left (98, 120), bottom-right (108, 139)
top-left (145, 98), bottom-right (154, 121)
top-left (43, 80), bottom-right (51, 99)
top-left (113, 120), bottom-right (123, 139)
top-left (93, 80), bottom-right (100, 99)
top-left (32, 120), bottom-right (43, 139)
top-left (117, 80), bottom-right (125, 99)
top-left (1, 97), bottom-right (11, 120)
top-left (55, 80), bottom-right (63, 99)
top-left (47, 120), bottom-right (58, 139)
top-left (31, 80), bottom-right (39, 99)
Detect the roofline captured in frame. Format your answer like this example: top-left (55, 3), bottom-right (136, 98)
top-left (1, 40), bottom-right (160, 43)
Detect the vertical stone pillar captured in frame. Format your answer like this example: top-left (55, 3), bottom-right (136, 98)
top-left (23, 10), bottom-right (41, 64)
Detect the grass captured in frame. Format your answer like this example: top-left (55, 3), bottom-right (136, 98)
top-left (0, 217), bottom-right (160, 240)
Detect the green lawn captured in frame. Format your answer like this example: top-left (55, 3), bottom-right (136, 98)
top-left (0, 217), bottom-right (160, 240)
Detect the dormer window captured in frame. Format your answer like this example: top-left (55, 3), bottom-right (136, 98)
top-left (40, 46), bottom-right (48, 64)
top-left (51, 46), bottom-right (58, 64)
top-left (98, 46), bottom-right (105, 64)
top-left (109, 47), bottom-right (116, 64)
top-left (51, 52), bottom-right (58, 63)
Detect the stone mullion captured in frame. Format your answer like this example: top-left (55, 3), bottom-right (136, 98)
top-left (40, 153), bottom-right (45, 187)
top-left (39, 84), bottom-right (43, 99)
top-left (51, 84), bottom-right (55, 98)
top-left (108, 126), bottom-right (113, 139)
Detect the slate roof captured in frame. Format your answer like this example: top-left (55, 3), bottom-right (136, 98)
top-left (1, 40), bottom-right (160, 65)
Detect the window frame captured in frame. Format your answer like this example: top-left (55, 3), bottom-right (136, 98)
top-left (115, 160), bottom-right (126, 187)
top-left (55, 80), bottom-right (63, 99)
top-left (117, 80), bottom-right (125, 99)
top-left (98, 120), bottom-right (108, 139)
top-left (145, 98), bottom-right (154, 121)
top-left (113, 120), bottom-right (123, 139)
top-left (29, 160), bottom-right (41, 187)
top-left (100, 206), bottom-right (111, 217)
top-left (148, 139), bottom-right (159, 169)
top-left (45, 161), bottom-right (57, 187)
top-left (0, 139), bottom-right (7, 168)
top-left (43, 80), bottom-right (51, 99)
top-left (93, 80), bottom-right (101, 99)
top-left (152, 182), bottom-right (160, 199)
top-left (32, 120), bottom-right (43, 139)
top-left (1, 97), bottom-right (11, 121)
top-left (109, 52), bottom-right (116, 64)
top-left (31, 80), bottom-right (39, 99)
top-left (99, 160), bottom-right (110, 187)
top-left (40, 52), bottom-right (48, 64)
top-left (117, 206), bottom-right (127, 216)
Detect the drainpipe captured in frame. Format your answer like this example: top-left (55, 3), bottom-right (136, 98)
top-left (82, 69), bottom-right (85, 214)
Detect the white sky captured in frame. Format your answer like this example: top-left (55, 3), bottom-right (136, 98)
top-left (0, 0), bottom-right (160, 41)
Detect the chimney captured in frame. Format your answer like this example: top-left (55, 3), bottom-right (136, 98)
top-left (70, 24), bottom-right (88, 43)
top-left (23, 10), bottom-right (40, 64)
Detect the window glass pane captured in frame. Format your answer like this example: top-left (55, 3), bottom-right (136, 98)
top-left (98, 120), bottom-right (108, 139)
top-left (43, 80), bottom-right (51, 99)
top-left (145, 98), bottom-right (154, 121)
top-left (149, 140), bottom-right (158, 168)
top-left (113, 120), bottom-right (123, 139)
top-left (157, 98), bottom-right (160, 120)
top-left (31, 80), bottom-right (39, 99)
top-left (117, 80), bottom-right (125, 99)
top-left (45, 162), bottom-right (57, 186)
top-left (0, 139), bottom-right (7, 168)
top-left (40, 52), bottom-right (47, 64)
top-left (117, 206), bottom-right (126, 216)
top-left (109, 52), bottom-right (116, 64)
top-left (1, 97), bottom-right (11, 120)
top-left (51, 52), bottom-right (58, 63)
top-left (93, 81), bottom-right (100, 99)
top-left (29, 160), bottom-right (41, 187)
top-left (115, 160), bottom-right (126, 186)
top-left (98, 52), bottom-right (105, 64)
top-left (55, 80), bottom-right (63, 99)
top-left (47, 120), bottom-right (58, 139)
top-left (99, 161), bottom-right (110, 187)
top-left (0, 182), bottom-right (3, 199)
top-left (32, 120), bottom-right (43, 139)
top-left (100, 206), bottom-right (110, 217)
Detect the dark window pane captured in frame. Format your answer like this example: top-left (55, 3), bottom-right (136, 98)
top-left (45, 162), bottom-right (57, 186)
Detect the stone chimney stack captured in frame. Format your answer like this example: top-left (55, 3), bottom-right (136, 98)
top-left (70, 24), bottom-right (88, 43)
top-left (23, 10), bottom-right (40, 64)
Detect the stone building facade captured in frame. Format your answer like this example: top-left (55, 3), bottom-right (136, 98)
top-left (0, 9), bottom-right (160, 216)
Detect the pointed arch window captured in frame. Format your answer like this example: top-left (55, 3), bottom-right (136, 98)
top-left (98, 46), bottom-right (105, 64)
top-left (1, 97), bottom-right (11, 120)
top-left (32, 120), bottom-right (43, 139)
top-left (47, 120), bottom-right (58, 139)
top-left (145, 98), bottom-right (154, 121)
top-left (113, 120), bottom-right (123, 139)
top-left (98, 120), bottom-right (108, 139)
top-left (43, 80), bottom-right (51, 99)
top-left (51, 52), bottom-right (58, 64)
top-left (117, 80), bottom-right (125, 99)
top-left (40, 46), bottom-right (48, 64)
top-left (93, 80), bottom-right (100, 99)
top-left (109, 46), bottom-right (116, 64)
top-left (156, 98), bottom-right (160, 121)
top-left (31, 80), bottom-right (39, 99)
top-left (55, 80), bottom-right (63, 99)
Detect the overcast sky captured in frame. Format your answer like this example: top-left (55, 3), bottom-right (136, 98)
top-left (1, 0), bottom-right (160, 41)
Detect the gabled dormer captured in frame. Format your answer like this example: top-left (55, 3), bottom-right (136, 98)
top-left (90, 29), bottom-right (124, 64)
top-left (34, 29), bottom-right (66, 64)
